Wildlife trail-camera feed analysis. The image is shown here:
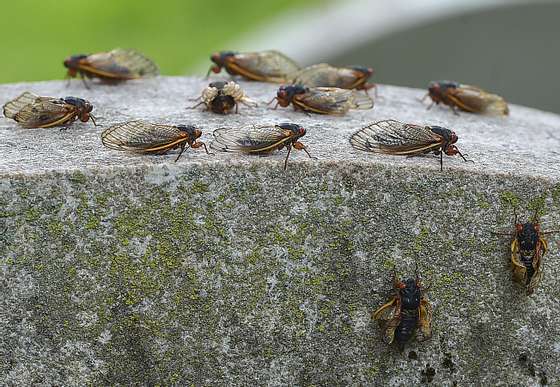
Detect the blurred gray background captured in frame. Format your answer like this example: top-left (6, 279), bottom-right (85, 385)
top-left (237, 0), bottom-right (560, 114)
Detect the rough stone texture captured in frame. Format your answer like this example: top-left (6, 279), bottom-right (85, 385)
top-left (1, 76), bottom-right (559, 386)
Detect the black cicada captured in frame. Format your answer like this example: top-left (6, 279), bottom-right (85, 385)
top-left (423, 81), bottom-right (509, 116)
top-left (494, 212), bottom-right (558, 295)
top-left (64, 48), bottom-right (159, 87)
top-left (210, 123), bottom-right (314, 170)
top-left (291, 63), bottom-right (376, 94)
top-left (373, 271), bottom-right (432, 349)
top-left (101, 120), bottom-right (209, 161)
top-left (269, 85), bottom-right (373, 115)
top-left (207, 50), bottom-right (300, 83)
top-left (2, 91), bottom-right (96, 128)
top-left (350, 119), bottom-right (472, 171)
top-left (188, 81), bottom-right (257, 114)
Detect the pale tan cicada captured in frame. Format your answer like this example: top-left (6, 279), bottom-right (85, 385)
top-left (188, 81), bottom-right (257, 114)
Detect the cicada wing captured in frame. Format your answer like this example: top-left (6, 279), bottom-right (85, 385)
top-left (295, 87), bottom-right (372, 115)
top-left (417, 298), bottom-right (433, 342)
top-left (453, 84), bottom-right (509, 115)
top-left (101, 120), bottom-right (187, 153)
top-left (510, 239), bottom-right (528, 286)
top-left (211, 124), bottom-right (293, 153)
top-left (291, 63), bottom-right (335, 86)
top-left (3, 92), bottom-right (39, 119)
top-left (527, 238), bottom-right (547, 295)
top-left (85, 49), bottom-right (158, 79)
top-left (350, 119), bottom-right (442, 155)
top-left (293, 64), bottom-right (367, 89)
top-left (372, 297), bottom-right (400, 345)
top-left (5, 93), bottom-right (75, 128)
top-left (229, 50), bottom-right (300, 82)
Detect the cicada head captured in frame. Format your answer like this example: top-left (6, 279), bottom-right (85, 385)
top-left (276, 85), bottom-right (306, 107)
top-left (209, 51), bottom-right (237, 74)
top-left (517, 222), bottom-right (539, 251)
top-left (400, 278), bottom-right (422, 309)
top-left (177, 125), bottom-right (202, 141)
top-left (63, 54), bottom-right (88, 77)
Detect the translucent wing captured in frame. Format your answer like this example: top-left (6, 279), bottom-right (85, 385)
top-left (527, 238), bottom-right (547, 295)
top-left (453, 84), bottom-right (509, 115)
top-left (416, 297), bottom-right (432, 342)
top-left (3, 92), bottom-right (75, 128)
top-left (350, 119), bottom-right (442, 155)
top-left (229, 50), bottom-right (300, 82)
top-left (295, 87), bottom-right (373, 114)
top-left (372, 297), bottom-right (400, 344)
top-left (101, 120), bottom-right (187, 152)
top-left (211, 124), bottom-right (293, 153)
top-left (510, 238), bottom-right (527, 286)
top-left (292, 64), bottom-right (365, 89)
top-left (85, 49), bottom-right (159, 79)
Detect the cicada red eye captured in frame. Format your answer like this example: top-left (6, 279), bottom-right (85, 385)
top-left (515, 223), bottom-right (523, 233)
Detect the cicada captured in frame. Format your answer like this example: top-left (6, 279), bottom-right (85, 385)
top-left (494, 213), bottom-right (558, 295)
top-left (101, 120), bottom-right (209, 161)
top-left (269, 85), bottom-right (373, 115)
top-left (291, 63), bottom-right (376, 94)
top-left (64, 48), bottom-right (159, 87)
top-left (2, 91), bottom-right (96, 128)
top-left (350, 119), bottom-right (472, 171)
top-left (423, 81), bottom-right (509, 116)
top-left (207, 50), bottom-right (300, 83)
top-left (372, 271), bottom-right (432, 349)
top-left (188, 81), bottom-right (257, 114)
top-left (210, 123), bottom-right (314, 170)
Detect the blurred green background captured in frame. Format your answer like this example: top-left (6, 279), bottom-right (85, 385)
top-left (0, 0), bottom-right (324, 84)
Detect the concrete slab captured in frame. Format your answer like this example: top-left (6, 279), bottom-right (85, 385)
top-left (1, 76), bottom-right (559, 385)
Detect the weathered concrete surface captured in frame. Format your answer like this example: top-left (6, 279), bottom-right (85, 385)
top-left (1, 77), bottom-right (559, 386)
